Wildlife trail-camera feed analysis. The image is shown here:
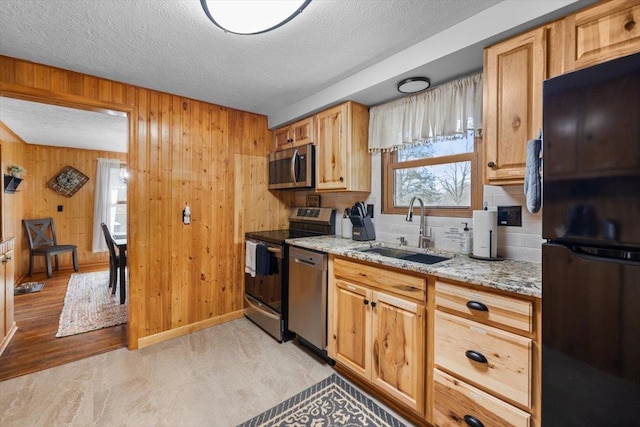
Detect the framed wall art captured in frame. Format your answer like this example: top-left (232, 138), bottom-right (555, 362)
top-left (48, 166), bottom-right (89, 197)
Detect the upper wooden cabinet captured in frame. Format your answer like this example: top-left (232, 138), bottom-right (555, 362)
top-left (564, 0), bottom-right (640, 72)
top-left (483, 26), bottom-right (549, 185)
top-left (314, 101), bottom-right (370, 192)
top-left (273, 116), bottom-right (314, 151)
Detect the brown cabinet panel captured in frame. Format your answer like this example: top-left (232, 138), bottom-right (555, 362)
top-left (483, 27), bottom-right (547, 185)
top-left (332, 279), bottom-right (369, 378)
top-left (435, 310), bottom-right (532, 408)
top-left (372, 292), bottom-right (425, 410)
top-left (433, 369), bottom-right (531, 427)
top-left (334, 257), bottom-right (425, 301)
top-left (565, 0), bottom-right (640, 71)
top-left (435, 280), bottom-right (533, 334)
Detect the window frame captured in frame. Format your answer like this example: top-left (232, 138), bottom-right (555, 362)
top-left (381, 132), bottom-right (483, 217)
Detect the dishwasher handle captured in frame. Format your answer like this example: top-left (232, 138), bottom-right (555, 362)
top-left (293, 256), bottom-right (320, 268)
top-left (289, 247), bottom-right (327, 271)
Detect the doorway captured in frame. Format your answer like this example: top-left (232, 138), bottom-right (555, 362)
top-left (0, 95), bottom-right (130, 381)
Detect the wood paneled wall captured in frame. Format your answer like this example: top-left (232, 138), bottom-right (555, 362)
top-left (0, 55), bottom-right (294, 348)
top-left (22, 145), bottom-right (126, 275)
top-left (0, 123), bottom-right (28, 261)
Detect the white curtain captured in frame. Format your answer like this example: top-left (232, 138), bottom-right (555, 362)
top-left (92, 158), bottom-right (121, 252)
top-left (368, 73), bottom-right (483, 152)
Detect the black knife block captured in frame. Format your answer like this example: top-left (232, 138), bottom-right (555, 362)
top-left (350, 215), bottom-right (376, 241)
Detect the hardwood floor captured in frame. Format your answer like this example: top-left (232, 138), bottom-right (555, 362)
top-left (0, 265), bottom-right (127, 382)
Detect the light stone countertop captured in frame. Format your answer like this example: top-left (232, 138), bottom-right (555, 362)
top-left (286, 235), bottom-right (541, 299)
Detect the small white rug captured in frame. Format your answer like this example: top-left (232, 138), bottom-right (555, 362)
top-left (56, 270), bottom-right (127, 337)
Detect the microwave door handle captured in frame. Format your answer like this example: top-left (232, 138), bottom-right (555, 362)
top-left (290, 148), bottom-right (299, 186)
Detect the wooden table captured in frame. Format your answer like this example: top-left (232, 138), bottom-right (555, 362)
top-left (112, 237), bottom-right (127, 304)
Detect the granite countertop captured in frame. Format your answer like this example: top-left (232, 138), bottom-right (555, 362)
top-left (286, 235), bottom-right (541, 298)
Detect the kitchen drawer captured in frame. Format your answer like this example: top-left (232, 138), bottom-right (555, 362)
top-left (334, 257), bottom-right (426, 301)
top-left (433, 369), bottom-right (531, 427)
top-left (435, 280), bottom-right (533, 333)
top-left (434, 311), bottom-right (532, 408)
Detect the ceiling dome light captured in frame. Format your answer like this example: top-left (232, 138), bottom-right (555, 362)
top-left (200, 0), bottom-right (311, 35)
top-left (397, 77), bottom-right (431, 94)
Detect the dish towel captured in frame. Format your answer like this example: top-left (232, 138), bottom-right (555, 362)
top-left (524, 131), bottom-right (542, 213)
top-left (255, 244), bottom-right (271, 276)
top-left (245, 241), bottom-right (257, 278)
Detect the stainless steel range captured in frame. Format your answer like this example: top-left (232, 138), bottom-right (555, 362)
top-left (244, 207), bottom-right (335, 342)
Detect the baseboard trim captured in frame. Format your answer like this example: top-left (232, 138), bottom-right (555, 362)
top-left (0, 322), bottom-right (18, 357)
top-left (136, 310), bottom-right (244, 349)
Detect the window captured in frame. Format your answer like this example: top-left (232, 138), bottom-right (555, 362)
top-left (108, 165), bottom-right (128, 234)
top-left (382, 130), bottom-right (482, 217)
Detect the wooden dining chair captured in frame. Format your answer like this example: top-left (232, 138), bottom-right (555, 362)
top-left (23, 217), bottom-right (78, 278)
top-left (101, 223), bottom-right (119, 291)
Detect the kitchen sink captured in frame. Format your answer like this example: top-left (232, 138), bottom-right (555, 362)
top-left (358, 246), bottom-right (450, 265)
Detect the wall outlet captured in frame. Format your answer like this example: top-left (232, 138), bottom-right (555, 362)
top-left (497, 205), bottom-right (522, 226)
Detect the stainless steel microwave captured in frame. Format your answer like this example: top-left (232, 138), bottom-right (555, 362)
top-left (268, 144), bottom-right (314, 190)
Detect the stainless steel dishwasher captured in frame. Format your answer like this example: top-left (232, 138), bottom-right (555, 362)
top-left (288, 246), bottom-right (331, 361)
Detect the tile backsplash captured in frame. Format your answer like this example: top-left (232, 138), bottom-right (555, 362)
top-left (295, 153), bottom-right (543, 263)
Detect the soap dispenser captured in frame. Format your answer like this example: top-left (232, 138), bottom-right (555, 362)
top-left (460, 222), bottom-right (471, 255)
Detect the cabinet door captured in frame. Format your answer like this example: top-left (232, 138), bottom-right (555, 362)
top-left (565, 0), bottom-right (640, 72)
top-left (0, 254), bottom-right (5, 338)
top-left (484, 27), bottom-right (547, 185)
top-left (371, 291), bottom-right (425, 413)
top-left (332, 279), bottom-right (371, 378)
top-left (315, 103), bottom-right (348, 191)
top-left (290, 117), bottom-right (314, 147)
top-left (273, 126), bottom-right (292, 151)
top-left (4, 250), bottom-right (14, 336)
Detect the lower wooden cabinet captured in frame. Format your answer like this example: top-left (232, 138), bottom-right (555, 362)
top-left (433, 369), bottom-right (531, 427)
top-left (329, 260), bottom-right (426, 414)
top-left (1, 238), bottom-right (16, 356)
top-left (435, 310), bottom-right (532, 408)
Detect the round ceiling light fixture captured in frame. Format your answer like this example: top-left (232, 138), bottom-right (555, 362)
top-left (397, 77), bottom-right (431, 94)
top-left (200, 0), bottom-right (312, 35)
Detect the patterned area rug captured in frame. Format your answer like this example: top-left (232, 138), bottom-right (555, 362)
top-left (237, 374), bottom-right (407, 427)
top-left (55, 270), bottom-right (127, 337)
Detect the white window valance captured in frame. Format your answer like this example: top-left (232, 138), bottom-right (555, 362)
top-left (368, 73), bottom-right (483, 152)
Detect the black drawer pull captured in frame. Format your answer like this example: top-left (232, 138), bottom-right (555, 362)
top-left (465, 350), bottom-right (488, 364)
top-left (466, 300), bottom-right (488, 312)
top-left (364, 299), bottom-right (369, 305)
top-left (371, 301), bottom-right (377, 308)
top-left (464, 415), bottom-right (485, 427)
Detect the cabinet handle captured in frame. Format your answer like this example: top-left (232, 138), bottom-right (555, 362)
top-left (371, 301), bottom-right (377, 308)
top-left (487, 161), bottom-right (496, 168)
top-left (364, 299), bottom-right (369, 305)
top-left (464, 415), bottom-right (485, 427)
top-left (466, 300), bottom-right (488, 312)
top-left (465, 350), bottom-right (488, 364)
top-left (339, 176), bottom-right (344, 182)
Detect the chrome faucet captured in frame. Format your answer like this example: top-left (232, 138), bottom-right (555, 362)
top-left (405, 196), bottom-right (431, 248)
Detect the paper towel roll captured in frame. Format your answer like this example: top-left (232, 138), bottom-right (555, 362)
top-left (473, 210), bottom-right (497, 258)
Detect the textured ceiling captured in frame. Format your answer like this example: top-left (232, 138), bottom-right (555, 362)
top-left (0, 0), bottom-right (589, 151)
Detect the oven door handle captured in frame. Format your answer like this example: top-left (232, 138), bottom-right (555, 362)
top-left (244, 295), bottom-right (280, 320)
top-left (267, 246), bottom-right (282, 259)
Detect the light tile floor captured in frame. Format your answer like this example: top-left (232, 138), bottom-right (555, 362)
top-left (0, 318), bottom-right (411, 426)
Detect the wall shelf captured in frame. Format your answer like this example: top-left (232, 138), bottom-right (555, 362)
top-left (3, 174), bottom-right (23, 193)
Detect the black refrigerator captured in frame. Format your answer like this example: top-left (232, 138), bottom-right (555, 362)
top-left (542, 51), bottom-right (640, 425)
